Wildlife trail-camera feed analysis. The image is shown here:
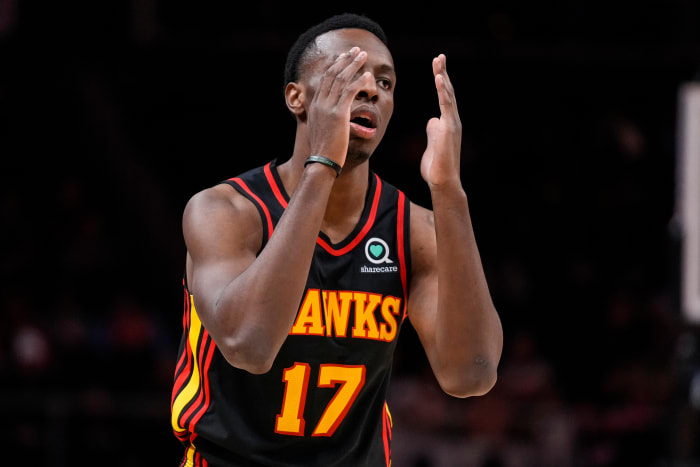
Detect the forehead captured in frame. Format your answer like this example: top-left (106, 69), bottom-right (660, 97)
top-left (312, 28), bottom-right (394, 69)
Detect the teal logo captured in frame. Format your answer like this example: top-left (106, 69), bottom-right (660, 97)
top-left (365, 238), bottom-right (392, 264)
top-left (369, 244), bottom-right (384, 259)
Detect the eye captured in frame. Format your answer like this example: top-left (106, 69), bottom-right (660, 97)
top-left (377, 78), bottom-right (393, 90)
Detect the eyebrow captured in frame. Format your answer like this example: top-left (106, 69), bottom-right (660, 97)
top-left (375, 63), bottom-right (396, 76)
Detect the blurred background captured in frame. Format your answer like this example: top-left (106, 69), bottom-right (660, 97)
top-left (2, 1), bottom-right (700, 466)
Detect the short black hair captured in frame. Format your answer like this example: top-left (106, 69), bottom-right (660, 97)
top-left (283, 13), bottom-right (388, 87)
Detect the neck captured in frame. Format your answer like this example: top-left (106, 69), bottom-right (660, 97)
top-left (277, 130), bottom-right (371, 242)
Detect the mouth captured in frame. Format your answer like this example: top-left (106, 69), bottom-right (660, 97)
top-left (349, 110), bottom-right (377, 139)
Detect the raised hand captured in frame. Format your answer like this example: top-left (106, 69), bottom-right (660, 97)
top-left (307, 47), bottom-right (373, 168)
top-left (421, 54), bottom-right (463, 189)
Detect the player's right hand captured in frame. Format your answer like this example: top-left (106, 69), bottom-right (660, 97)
top-left (306, 46), bottom-right (372, 168)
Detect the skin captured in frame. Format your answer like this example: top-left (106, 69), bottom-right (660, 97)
top-left (182, 28), bottom-right (503, 397)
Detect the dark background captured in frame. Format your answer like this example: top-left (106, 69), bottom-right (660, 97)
top-left (2, 1), bottom-right (699, 465)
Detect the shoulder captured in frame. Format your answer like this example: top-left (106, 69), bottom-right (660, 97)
top-left (183, 183), bottom-right (263, 254)
top-left (184, 183), bottom-right (258, 224)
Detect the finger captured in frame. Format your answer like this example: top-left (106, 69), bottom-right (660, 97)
top-left (317, 47), bottom-right (361, 97)
top-left (436, 74), bottom-right (461, 126)
top-left (318, 47), bottom-right (360, 96)
top-left (339, 70), bottom-right (373, 103)
top-left (440, 55), bottom-right (456, 95)
top-left (328, 50), bottom-right (368, 98)
top-left (433, 54), bottom-right (456, 100)
top-left (433, 55), bottom-right (460, 121)
top-left (328, 70), bottom-right (373, 114)
top-left (432, 55), bottom-right (441, 78)
top-left (435, 74), bottom-right (450, 116)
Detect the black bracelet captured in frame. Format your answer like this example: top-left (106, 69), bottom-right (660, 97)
top-left (304, 155), bottom-right (342, 177)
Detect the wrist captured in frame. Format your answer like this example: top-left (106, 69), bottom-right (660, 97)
top-left (302, 159), bottom-right (340, 180)
top-left (428, 178), bottom-right (464, 195)
top-left (304, 155), bottom-right (342, 177)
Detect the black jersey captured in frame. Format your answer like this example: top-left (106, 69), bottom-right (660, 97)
top-left (171, 160), bottom-right (411, 467)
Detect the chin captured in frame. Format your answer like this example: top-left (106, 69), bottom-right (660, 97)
top-left (345, 149), bottom-right (372, 167)
top-left (345, 140), bottom-right (376, 167)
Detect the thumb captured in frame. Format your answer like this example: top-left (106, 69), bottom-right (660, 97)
top-left (426, 117), bottom-right (440, 144)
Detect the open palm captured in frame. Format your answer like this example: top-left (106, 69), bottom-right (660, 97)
top-left (420, 54), bottom-right (463, 189)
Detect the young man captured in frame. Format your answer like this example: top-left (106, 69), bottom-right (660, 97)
top-left (171, 13), bottom-right (503, 467)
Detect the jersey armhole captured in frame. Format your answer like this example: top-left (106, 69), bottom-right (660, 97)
top-left (221, 178), bottom-right (273, 254)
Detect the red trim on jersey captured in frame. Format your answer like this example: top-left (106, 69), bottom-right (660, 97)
top-left (229, 177), bottom-right (274, 237)
top-left (397, 191), bottom-right (409, 320)
top-left (382, 403), bottom-right (392, 467)
top-left (188, 331), bottom-right (216, 435)
top-left (172, 288), bottom-right (194, 413)
top-left (264, 162), bottom-right (288, 208)
top-left (265, 167), bottom-right (383, 256)
top-left (196, 450), bottom-right (208, 467)
top-left (178, 330), bottom-right (206, 428)
top-left (317, 175), bottom-right (382, 256)
top-left (180, 330), bottom-right (215, 432)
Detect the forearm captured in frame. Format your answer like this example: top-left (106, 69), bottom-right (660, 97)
top-left (430, 182), bottom-right (503, 391)
top-left (216, 164), bottom-right (336, 371)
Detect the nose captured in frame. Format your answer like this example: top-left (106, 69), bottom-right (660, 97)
top-left (356, 73), bottom-right (378, 103)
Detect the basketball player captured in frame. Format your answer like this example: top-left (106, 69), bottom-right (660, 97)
top-left (171, 13), bottom-right (503, 467)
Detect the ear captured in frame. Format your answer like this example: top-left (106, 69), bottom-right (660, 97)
top-left (284, 82), bottom-right (308, 122)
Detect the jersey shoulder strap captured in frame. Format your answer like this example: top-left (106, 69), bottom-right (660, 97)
top-left (220, 162), bottom-right (283, 247)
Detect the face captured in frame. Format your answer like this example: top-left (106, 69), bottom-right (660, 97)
top-left (301, 28), bottom-right (396, 165)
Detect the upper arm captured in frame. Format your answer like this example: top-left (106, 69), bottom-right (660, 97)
top-left (182, 183), bottom-right (262, 329)
top-left (406, 202), bottom-right (440, 360)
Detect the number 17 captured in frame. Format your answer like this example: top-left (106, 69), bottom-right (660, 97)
top-left (274, 363), bottom-right (366, 437)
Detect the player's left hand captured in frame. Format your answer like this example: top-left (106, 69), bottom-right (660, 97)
top-left (421, 54), bottom-right (463, 189)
